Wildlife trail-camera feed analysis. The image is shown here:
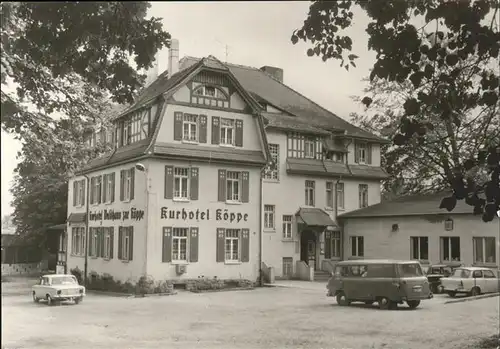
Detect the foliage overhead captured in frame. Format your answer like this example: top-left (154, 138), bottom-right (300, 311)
top-left (293, 0), bottom-right (500, 222)
top-left (1, 2), bottom-right (170, 132)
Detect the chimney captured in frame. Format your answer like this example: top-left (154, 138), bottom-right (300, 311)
top-left (260, 66), bottom-right (283, 83)
top-left (168, 39), bottom-right (179, 76)
top-left (145, 52), bottom-right (159, 87)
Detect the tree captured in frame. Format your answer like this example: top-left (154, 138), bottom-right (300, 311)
top-left (293, 0), bottom-right (500, 221)
top-left (1, 2), bottom-right (170, 133)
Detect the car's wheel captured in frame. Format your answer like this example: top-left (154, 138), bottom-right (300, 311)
top-left (378, 297), bottom-right (395, 310)
top-left (336, 292), bottom-right (350, 306)
top-left (470, 287), bottom-right (481, 297)
top-left (32, 292), bottom-right (39, 303)
top-left (447, 291), bottom-right (456, 298)
top-left (407, 300), bottom-right (421, 309)
top-left (74, 296), bottom-right (83, 304)
top-left (437, 285), bottom-right (444, 294)
top-left (46, 294), bottom-right (54, 306)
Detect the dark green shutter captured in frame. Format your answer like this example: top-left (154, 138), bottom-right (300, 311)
top-left (190, 167), bottom-right (199, 200)
top-left (164, 165), bottom-right (174, 199)
top-left (100, 227), bottom-right (105, 258)
top-left (162, 227), bottom-right (172, 263)
top-left (235, 119), bottom-right (243, 147)
top-left (120, 170), bottom-right (125, 201)
top-left (97, 176), bottom-right (102, 204)
top-left (110, 173), bottom-right (115, 203)
top-left (118, 227), bottom-right (123, 260)
top-left (354, 142), bottom-right (360, 163)
top-left (174, 112), bottom-right (183, 140)
top-left (102, 174), bottom-right (108, 202)
top-left (130, 168), bottom-right (135, 200)
top-left (241, 171), bottom-right (249, 203)
top-left (199, 115), bottom-right (207, 143)
top-left (128, 227), bottom-right (134, 261)
top-left (109, 228), bottom-right (114, 259)
top-left (241, 229), bottom-right (250, 262)
top-left (88, 228), bottom-right (94, 256)
top-left (324, 231), bottom-right (332, 259)
top-left (367, 144), bottom-right (372, 164)
top-left (216, 228), bottom-right (225, 262)
top-left (218, 169), bottom-right (226, 202)
top-left (81, 180), bottom-right (86, 206)
top-left (73, 181), bottom-right (77, 206)
top-left (189, 227), bottom-right (199, 262)
top-left (90, 177), bottom-right (95, 204)
top-left (211, 116), bottom-right (220, 144)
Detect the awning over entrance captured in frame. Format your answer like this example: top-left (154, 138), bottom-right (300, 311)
top-left (295, 207), bottom-right (339, 231)
top-left (67, 213), bottom-right (86, 223)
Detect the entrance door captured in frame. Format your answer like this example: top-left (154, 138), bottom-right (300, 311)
top-left (300, 230), bottom-right (317, 270)
top-left (307, 240), bottom-right (316, 270)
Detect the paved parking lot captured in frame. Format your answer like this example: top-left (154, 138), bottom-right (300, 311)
top-left (2, 282), bottom-right (499, 349)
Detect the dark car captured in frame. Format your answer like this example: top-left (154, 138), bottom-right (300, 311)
top-left (425, 263), bottom-right (462, 294)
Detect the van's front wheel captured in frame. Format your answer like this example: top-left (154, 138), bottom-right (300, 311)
top-left (378, 297), bottom-right (396, 310)
top-left (336, 292), bottom-right (350, 306)
top-left (407, 300), bottom-right (420, 309)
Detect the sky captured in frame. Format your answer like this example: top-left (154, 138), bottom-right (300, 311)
top-left (0, 1), bottom-right (375, 218)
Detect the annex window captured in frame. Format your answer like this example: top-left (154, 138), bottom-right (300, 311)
top-left (337, 183), bottom-right (345, 209)
top-left (305, 180), bottom-right (315, 206)
top-left (359, 184), bottom-right (368, 208)
top-left (174, 167), bottom-right (190, 200)
top-left (119, 227), bottom-right (134, 261)
top-left (357, 143), bottom-right (367, 163)
top-left (225, 229), bottom-right (240, 262)
top-left (220, 118), bottom-right (235, 146)
top-left (304, 137), bottom-right (315, 158)
top-left (326, 182), bottom-right (334, 209)
top-left (182, 114), bottom-right (198, 142)
top-left (226, 171), bottom-right (240, 202)
top-left (331, 231), bottom-right (341, 258)
top-left (440, 236), bottom-right (460, 262)
top-left (282, 257), bottom-right (293, 277)
top-left (264, 205), bottom-right (275, 230)
top-left (103, 227), bottom-right (113, 259)
top-left (410, 236), bottom-right (429, 260)
top-left (73, 180), bottom-right (85, 207)
top-left (71, 227), bottom-right (85, 256)
top-left (351, 236), bottom-right (364, 257)
top-left (264, 143), bottom-right (279, 180)
top-left (287, 133), bottom-right (323, 160)
top-left (102, 173), bottom-right (115, 204)
top-left (473, 237), bottom-right (496, 264)
top-left (90, 176), bottom-right (102, 205)
top-left (282, 215), bottom-right (293, 239)
top-left (120, 168), bottom-right (134, 202)
top-left (172, 228), bottom-right (188, 262)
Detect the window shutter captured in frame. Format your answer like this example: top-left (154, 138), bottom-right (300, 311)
top-left (189, 227), bottom-right (199, 262)
top-left (199, 115), bottom-right (207, 143)
top-left (73, 181), bottom-right (77, 206)
top-left (216, 228), bottom-right (225, 262)
top-left (100, 227), bottom-right (105, 258)
top-left (90, 177), bottom-right (95, 204)
top-left (162, 227), bottom-right (172, 263)
top-left (354, 142), bottom-right (359, 163)
top-left (241, 171), bottom-right (249, 203)
top-left (102, 174), bottom-right (108, 203)
top-left (130, 168), bottom-right (135, 200)
top-left (88, 228), bottom-right (93, 257)
top-left (128, 227), bottom-right (134, 261)
top-left (120, 170), bottom-right (125, 201)
top-left (173, 112), bottom-right (183, 140)
top-left (324, 231), bottom-right (332, 259)
top-left (118, 227), bottom-right (123, 260)
top-left (358, 185), bottom-right (363, 208)
top-left (81, 180), bottom-right (86, 206)
top-left (164, 165), bottom-right (174, 199)
top-left (97, 176), bottom-right (102, 204)
top-left (211, 116), bottom-right (220, 144)
top-left (235, 119), bottom-right (243, 147)
top-left (366, 144), bottom-right (372, 164)
top-left (109, 228), bottom-right (114, 259)
top-left (110, 173), bottom-right (115, 203)
top-left (190, 167), bottom-right (199, 200)
top-left (241, 229), bottom-right (250, 262)
top-left (218, 169), bottom-right (226, 202)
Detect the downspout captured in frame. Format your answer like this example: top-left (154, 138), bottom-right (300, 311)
top-left (83, 174), bottom-right (90, 285)
top-left (259, 168), bottom-right (264, 286)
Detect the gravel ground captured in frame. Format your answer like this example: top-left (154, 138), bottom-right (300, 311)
top-left (2, 283), bottom-right (499, 349)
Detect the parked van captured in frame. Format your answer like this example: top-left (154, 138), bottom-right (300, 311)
top-left (326, 259), bottom-right (433, 310)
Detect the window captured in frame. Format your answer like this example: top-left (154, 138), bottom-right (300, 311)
top-left (174, 167), bottom-right (190, 200)
top-left (220, 118), bottom-right (235, 145)
top-left (120, 227), bottom-right (133, 261)
top-left (440, 236), bottom-right (461, 262)
top-left (182, 114), bottom-right (198, 142)
top-left (331, 232), bottom-right (341, 258)
top-left (172, 228), bottom-right (188, 262)
top-left (71, 227), bottom-right (85, 256)
top-left (359, 184), bottom-right (368, 208)
top-left (122, 169), bottom-right (133, 201)
top-left (193, 85), bottom-right (227, 99)
top-left (264, 205), bottom-right (275, 230)
top-left (226, 171), bottom-right (240, 202)
top-left (103, 174), bottom-right (114, 203)
top-left (473, 237), bottom-right (496, 264)
top-left (483, 270), bottom-right (496, 278)
top-left (282, 257), bottom-right (293, 277)
top-left (225, 229), bottom-right (240, 262)
top-left (282, 215), bottom-right (292, 239)
top-left (114, 107), bottom-right (153, 148)
top-left (326, 182), bottom-right (334, 209)
top-left (91, 176), bottom-right (102, 205)
top-left (305, 180), bottom-right (315, 206)
top-left (103, 228), bottom-right (112, 259)
top-left (264, 144), bottom-right (279, 180)
top-left (73, 180), bottom-right (85, 207)
top-left (304, 137), bottom-right (315, 158)
top-left (337, 183), bottom-right (345, 209)
top-left (357, 143), bottom-right (367, 163)
top-left (351, 236), bottom-right (364, 257)
top-left (410, 236), bottom-right (429, 260)
top-left (334, 152), bottom-right (344, 163)
top-left (397, 263), bottom-right (423, 277)
top-left (366, 264), bottom-right (395, 278)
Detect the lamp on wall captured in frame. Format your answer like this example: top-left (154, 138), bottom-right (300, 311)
top-left (391, 224), bottom-right (399, 233)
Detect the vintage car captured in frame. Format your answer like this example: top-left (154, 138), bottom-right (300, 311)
top-left (425, 262), bottom-right (462, 294)
top-left (441, 267), bottom-right (500, 297)
top-left (32, 274), bottom-right (86, 305)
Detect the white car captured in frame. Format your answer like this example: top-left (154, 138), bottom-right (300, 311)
top-left (32, 274), bottom-right (86, 305)
top-left (441, 267), bottom-right (500, 297)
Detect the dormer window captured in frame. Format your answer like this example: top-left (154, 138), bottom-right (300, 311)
top-left (193, 85), bottom-right (227, 100)
top-left (304, 137), bottom-right (315, 158)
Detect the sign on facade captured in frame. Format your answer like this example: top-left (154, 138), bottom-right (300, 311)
top-left (160, 207), bottom-right (248, 223)
top-left (89, 208), bottom-right (145, 222)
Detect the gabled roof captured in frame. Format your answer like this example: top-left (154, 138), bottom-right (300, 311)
top-left (180, 56), bottom-right (387, 143)
top-left (338, 191), bottom-right (479, 219)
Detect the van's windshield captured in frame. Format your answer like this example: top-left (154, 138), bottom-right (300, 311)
top-left (397, 263), bottom-right (423, 277)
